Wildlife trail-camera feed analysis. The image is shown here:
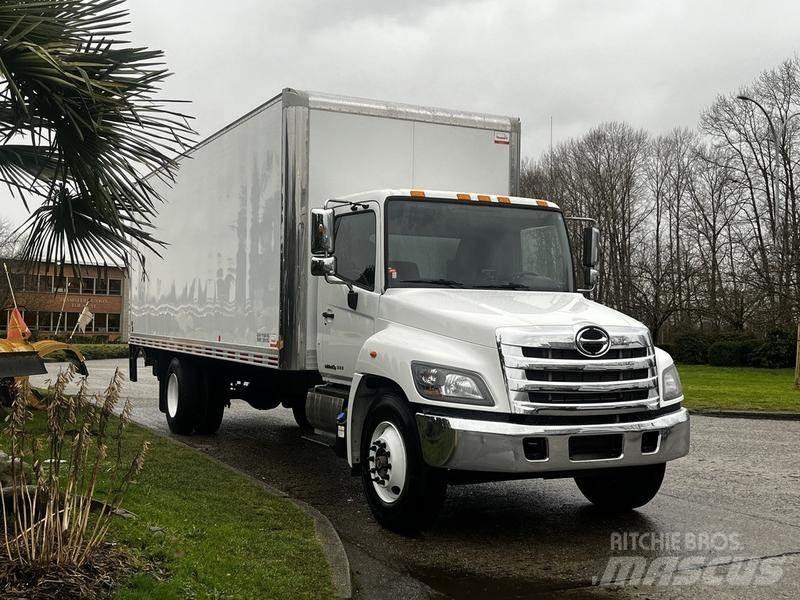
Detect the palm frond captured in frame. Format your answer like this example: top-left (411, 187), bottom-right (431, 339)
top-left (0, 0), bottom-right (195, 270)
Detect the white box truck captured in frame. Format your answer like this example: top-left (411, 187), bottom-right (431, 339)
top-left (129, 89), bottom-right (689, 532)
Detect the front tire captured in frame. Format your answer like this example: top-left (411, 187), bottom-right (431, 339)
top-left (575, 463), bottom-right (666, 511)
top-left (360, 392), bottom-right (446, 534)
top-left (162, 357), bottom-right (197, 435)
top-left (292, 400), bottom-right (313, 431)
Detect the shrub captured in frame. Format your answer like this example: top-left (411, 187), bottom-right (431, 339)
top-left (1, 367), bottom-right (147, 568)
top-left (656, 343), bottom-right (676, 358)
top-left (750, 330), bottom-right (797, 369)
top-left (672, 333), bottom-right (709, 364)
top-left (708, 339), bottom-right (759, 367)
top-left (44, 343), bottom-right (129, 362)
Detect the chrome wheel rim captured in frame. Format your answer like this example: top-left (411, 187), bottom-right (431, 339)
top-left (368, 421), bottom-right (407, 504)
top-left (167, 373), bottom-right (179, 418)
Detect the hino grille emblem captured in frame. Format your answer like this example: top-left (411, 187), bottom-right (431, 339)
top-left (575, 326), bottom-right (611, 357)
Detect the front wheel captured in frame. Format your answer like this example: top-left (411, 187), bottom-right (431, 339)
top-left (574, 463), bottom-right (666, 511)
top-left (360, 392), bottom-right (446, 534)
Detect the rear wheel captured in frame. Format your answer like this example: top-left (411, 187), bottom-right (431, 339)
top-left (162, 357), bottom-right (196, 435)
top-left (194, 371), bottom-right (226, 435)
top-left (575, 463), bottom-right (666, 511)
top-left (360, 392), bottom-right (446, 534)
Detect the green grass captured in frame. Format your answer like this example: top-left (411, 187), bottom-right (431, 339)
top-left (1, 411), bottom-right (334, 599)
top-left (678, 364), bottom-right (800, 412)
top-left (44, 343), bottom-right (128, 362)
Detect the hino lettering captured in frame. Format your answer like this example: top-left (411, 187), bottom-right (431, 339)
top-left (128, 88), bottom-right (689, 532)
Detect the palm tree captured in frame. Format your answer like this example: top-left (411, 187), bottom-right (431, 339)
top-left (0, 0), bottom-right (194, 270)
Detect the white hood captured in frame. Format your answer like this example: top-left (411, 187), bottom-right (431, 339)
top-left (379, 289), bottom-right (645, 348)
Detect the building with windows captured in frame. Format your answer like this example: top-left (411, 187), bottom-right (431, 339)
top-left (1, 260), bottom-right (128, 342)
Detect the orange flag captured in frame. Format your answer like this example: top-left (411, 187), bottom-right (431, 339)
top-left (7, 307), bottom-right (31, 341)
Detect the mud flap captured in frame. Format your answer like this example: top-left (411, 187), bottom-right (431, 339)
top-left (129, 345), bottom-right (138, 382)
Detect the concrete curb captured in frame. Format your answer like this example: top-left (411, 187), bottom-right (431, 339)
top-left (143, 428), bottom-right (353, 599)
top-left (689, 408), bottom-right (800, 421)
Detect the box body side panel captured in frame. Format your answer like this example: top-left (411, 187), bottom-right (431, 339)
top-left (130, 101), bottom-right (283, 361)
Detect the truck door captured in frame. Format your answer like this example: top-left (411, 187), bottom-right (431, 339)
top-left (317, 206), bottom-right (379, 384)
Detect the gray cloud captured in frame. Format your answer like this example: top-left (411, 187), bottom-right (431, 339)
top-left (4, 0), bottom-right (800, 225)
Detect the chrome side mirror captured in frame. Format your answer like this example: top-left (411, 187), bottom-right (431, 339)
top-left (583, 226), bottom-right (600, 268)
top-left (311, 256), bottom-right (336, 277)
top-left (311, 208), bottom-right (335, 255)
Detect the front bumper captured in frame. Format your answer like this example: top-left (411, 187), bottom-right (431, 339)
top-left (416, 407), bottom-right (690, 473)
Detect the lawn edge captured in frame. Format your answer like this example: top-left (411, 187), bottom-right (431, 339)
top-left (689, 408), bottom-right (800, 421)
top-left (137, 425), bottom-right (353, 599)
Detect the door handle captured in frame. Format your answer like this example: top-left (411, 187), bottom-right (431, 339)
top-left (322, 310), bottom-right (335, 320)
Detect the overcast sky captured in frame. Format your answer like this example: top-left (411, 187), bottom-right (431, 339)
top-left (4, 0), bottom-right (800, 226)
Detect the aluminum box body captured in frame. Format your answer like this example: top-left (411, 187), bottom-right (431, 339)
top-left (129, 89), bottom-right (520, 370)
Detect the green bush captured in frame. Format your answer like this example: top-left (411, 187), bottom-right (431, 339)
top-left (708, 339), bottom-right (758, 367)
top-left (673, 333), bottom-right (709, 364)
top-left (750, 330), bottom-right (797, 369)
top-left (656, 343), bottom-right (676, 358)
top-left (44, 343), bottom-right (129, 362)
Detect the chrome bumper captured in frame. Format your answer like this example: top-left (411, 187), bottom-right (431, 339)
top-left (416, 408), bottom-right (690, 473)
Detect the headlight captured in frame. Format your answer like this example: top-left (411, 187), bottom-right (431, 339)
top-left (661, 364), bottom-right (683, 402)
top-left (411, 362), bottom-right (494, 406)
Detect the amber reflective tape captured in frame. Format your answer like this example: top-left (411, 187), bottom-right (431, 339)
top-left (456, 193), bottom-right (471, 200)
top-left (477, 194), bottom-right (491, 202)
top-left (497, 196), bottom-right (511, 204)
top-left (410, 190), bottom-right (425, 198)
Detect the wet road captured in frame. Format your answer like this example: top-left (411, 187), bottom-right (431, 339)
top-left (32, 359), bottom-right (800, 599)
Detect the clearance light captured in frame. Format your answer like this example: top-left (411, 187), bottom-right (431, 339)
top-left (456, 193), bottom-right (471, 200)
top-left (410, 190), bottom-right (425, 198)
top-left (497, 196), bottom-right (511, 204)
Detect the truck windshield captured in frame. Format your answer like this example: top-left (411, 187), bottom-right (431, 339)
top-left (385, 199), bottom-right (574, 292)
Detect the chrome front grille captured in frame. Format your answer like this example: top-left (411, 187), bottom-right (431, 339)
top-left (498, 326), bottom-right (659, 415)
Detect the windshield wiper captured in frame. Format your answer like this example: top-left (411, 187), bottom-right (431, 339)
top-left (399, 278), bottom-right (464, 288)
top-left (475, 283), bottom-right (531, 290)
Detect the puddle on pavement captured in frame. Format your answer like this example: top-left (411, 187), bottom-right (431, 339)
top-left (411, 565), bottom-right (628, 599)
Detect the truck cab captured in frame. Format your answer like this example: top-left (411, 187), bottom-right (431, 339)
top-left (307, 188), bottom-right (689, 531)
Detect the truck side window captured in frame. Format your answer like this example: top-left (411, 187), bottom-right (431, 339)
top-left (333, 211), bottom-right (376, 291)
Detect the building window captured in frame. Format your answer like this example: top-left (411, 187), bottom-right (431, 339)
top-left (22, 275), bottom-right (37, 292)
top-left (108, 279), bottom-right (122, 296)
top-left (38, 312), bottom-right (52, 331)
top-left (95, 278), bottom-right (108, 295)
top-left (80, 277), bottom-right (95, 295)
top-left (94, 313), bottom-right (107, 332)
top-left (107, 313), bottom-right (121, 332)
top-left (38, 274), bottom-right (52, 293)
top-left (54, 276), bottom-right (68, 294)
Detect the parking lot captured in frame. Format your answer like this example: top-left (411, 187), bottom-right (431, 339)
top-left (32, 359), bottom-right (800, 599)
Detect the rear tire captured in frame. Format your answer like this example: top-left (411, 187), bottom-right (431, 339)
top-left (194, 371), bottom-right (226, 435)
top-left (360, 392), bottom-right (446, 534)
top-left (162, 357), bottom-right (196, 435)
top-left (575, 463), bottom-right (666, 511)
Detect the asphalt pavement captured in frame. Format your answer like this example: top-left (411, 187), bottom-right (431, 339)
top-left (31, 359), bottom-right (800, 599)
